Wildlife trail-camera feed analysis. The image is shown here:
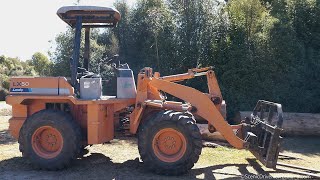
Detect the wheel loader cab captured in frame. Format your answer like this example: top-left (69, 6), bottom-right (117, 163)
top-left (57, 6), bottom-right (136, 100)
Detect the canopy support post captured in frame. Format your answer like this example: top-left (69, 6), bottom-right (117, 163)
top-left (84, 28), bottom-right (90, 71)
top-left (71, 16), bottom-right (82, 94)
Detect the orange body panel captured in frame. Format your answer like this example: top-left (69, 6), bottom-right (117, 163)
top-left (8, 117), bottom-right (25, 139)
top-left (58, 77), bottom-right (75, 95)
top-left (6, 90), bottom-right (135, 144)
top-left (10, 77), bottom-right (59, 88)
top-left (27, 100), bottom-right (46, 116)
top-left (11, 104), bottom-right (27, 117)
top-left (9, 104), bottom-right (28, 139)
top-left (129, 72), bottom-right (152, 133)
top-left (72, 105), bottom-right (88, 130)
top-left (9, 77), bottom-right (73, 96)
top-left (87, 104), bottom-right (114, 144)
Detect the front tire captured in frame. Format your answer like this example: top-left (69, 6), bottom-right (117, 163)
top-left (19, 110), bottom-right (81, 170)
top-left (138, 111), bottom-right (202, 175)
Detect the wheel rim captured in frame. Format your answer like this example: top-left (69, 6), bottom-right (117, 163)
top-left (31, 126), bottom-right (63, 159)
top-left (152, 128), bottom-right (187, 163)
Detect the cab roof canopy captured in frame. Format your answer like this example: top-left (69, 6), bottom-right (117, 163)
top-left (57, 6), bottom-right (121, 28)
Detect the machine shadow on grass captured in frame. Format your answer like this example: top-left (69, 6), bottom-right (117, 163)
top-left (0, 129), bottom-right (16, 145)
top-left (0, 153), bottom-right (307, 180)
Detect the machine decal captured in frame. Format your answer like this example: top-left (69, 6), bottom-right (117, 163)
top-left (9, 88), bottom-right (61, 95)
top-left (10, 88), bottom-right (32, 92)
top-left (12, 82), bottom-right (30, 87)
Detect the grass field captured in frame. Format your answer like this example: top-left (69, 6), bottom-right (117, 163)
top-left (1, 106), bottom-right (320, 179)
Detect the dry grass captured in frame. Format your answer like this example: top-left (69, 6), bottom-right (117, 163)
top-left (1, 115), bottom-right (320, 179)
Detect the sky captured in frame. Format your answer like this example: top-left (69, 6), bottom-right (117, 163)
top-left (0, 0), bottom-right (135, 60)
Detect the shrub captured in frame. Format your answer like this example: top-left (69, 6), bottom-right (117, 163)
top-left (0, 87), bottom-right (8, 101)
top-left (1, 75), bottom-right (10, 90)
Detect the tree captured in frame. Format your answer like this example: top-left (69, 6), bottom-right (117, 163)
top-left (50, 28), bottom-right (74, 77)
top-left (113, 0), bottom-right (131, 62)
top-left (167, 1), bottom-right (221, 69)
top-left (113, 0), bottom-right (176, 75)
top-left (0, 55), bottom-right (37, 94)
top-left (50, 28), bottom-right (116, 80)
top-left (29, 52), bottom-right (52, 76)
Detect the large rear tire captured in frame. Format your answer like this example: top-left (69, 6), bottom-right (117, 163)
top-left (138, 111), bottom-right (202, 175)
top-left (18, 110), bottom-right (81, 170)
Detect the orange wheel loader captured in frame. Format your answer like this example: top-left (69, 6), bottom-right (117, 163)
top-left (5, 6), bottom-right (284, 175)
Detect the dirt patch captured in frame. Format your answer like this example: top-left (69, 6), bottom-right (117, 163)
top-left (0, 116), bottom-right (319, 179)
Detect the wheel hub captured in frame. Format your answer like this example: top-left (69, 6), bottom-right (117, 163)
top-left (32, 126), bottom-right (63, 159)
top-left (162, 136), bottom-right (176, 150)
top-left (45, 133), bottom-right (58, 147)
top-left (152, 128), bottom-right (187, 163)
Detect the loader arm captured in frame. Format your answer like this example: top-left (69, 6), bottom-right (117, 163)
top-left (149, 78), bottom-right (245, 149)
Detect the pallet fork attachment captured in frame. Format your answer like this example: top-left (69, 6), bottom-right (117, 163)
top-left (242, 100), bottom-right (283, 168)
